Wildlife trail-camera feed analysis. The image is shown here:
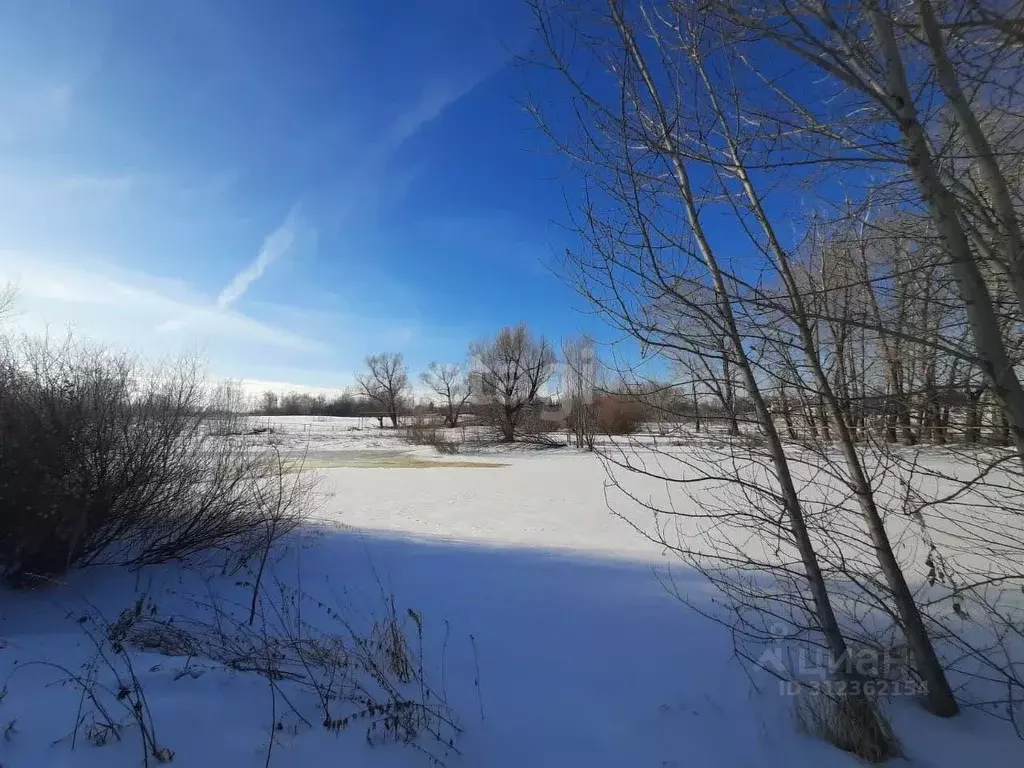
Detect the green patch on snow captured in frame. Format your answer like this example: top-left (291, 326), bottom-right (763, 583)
top-left (283, 453), bottom-right (506, 471)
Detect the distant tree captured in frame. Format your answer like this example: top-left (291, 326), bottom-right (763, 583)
top-left (470, 324), bottom-right (556, 441)
top-left (259, 390), bottom-right (279, 414)
top-left (420, 362), bottom-right (473, 427)
top-left (333, 391), bottom-right (374, 417)
top-left (356, 353), bottom-right (409, 427)
top-left (561, 335), bottom-right (598, 449)
top-left (0, 283), bottom-right (16, 320)
top-left (280, 392), bottom-right (312, 415)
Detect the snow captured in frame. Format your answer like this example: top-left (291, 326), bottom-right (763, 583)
top-left (248, 415), bottom-right (407, 452)
top-left (2, 419), bottom-right (1023, 767)
top-left (311, 452), bottom-right (661, 558)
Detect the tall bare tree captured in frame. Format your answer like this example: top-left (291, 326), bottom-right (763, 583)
top-left (470, 324), bottom-right (556, 442)
top-left (523, 0), bottom-right (1014, 747)
top-left (356, 353), bottom-right (409, 427)
top-left (420, 362), bottom-right (473, 427)
top-left (562, 335), bottom-right (599, 449)
top-left (530, 0), bottom-right (863, 696)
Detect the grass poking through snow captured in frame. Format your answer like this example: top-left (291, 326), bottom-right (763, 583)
top-left (284, 454), bottom-right (507, 471)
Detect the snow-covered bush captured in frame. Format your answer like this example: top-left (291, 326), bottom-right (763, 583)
top-left (0, 336), bottom-right (310, 584)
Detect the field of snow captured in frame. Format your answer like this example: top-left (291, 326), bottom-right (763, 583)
top-left (2, 416), bottom-right (1022, 767)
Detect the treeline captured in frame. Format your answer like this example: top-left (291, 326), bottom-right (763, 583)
top-left (254, 390), bottom-right (376, 418)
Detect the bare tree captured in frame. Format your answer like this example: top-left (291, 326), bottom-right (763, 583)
top-left (420, 362), bottom-right (473, 427)
top-left (719, 0), bottom-right (1024, 467)
top-left (356, 353), bottom-right (409, 428)
top-left (562, 335), bottom-right (598, 449)
top-left (259, 390), bottom-right (279, 415)
top-left (523, 0), bottom-right (1008, 752)
top-left (529, 0), bottom-right (859, 680)
top-left (526, 0), bottom-right (1024, 742)
top-left (0, 283), bottom-right (16, 320)
top-left (470, 324), bottom-right (556, 442)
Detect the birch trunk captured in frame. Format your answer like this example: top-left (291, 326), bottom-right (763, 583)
top-left (870, 9), bottom-right (1024, 470)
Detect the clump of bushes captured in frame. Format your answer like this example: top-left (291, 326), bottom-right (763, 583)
top-left (0, 336), bottom-right (310, 585)
top-left (404, 419), bottom-right (459, 454)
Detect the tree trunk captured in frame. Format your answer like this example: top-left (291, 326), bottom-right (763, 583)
top-left (780, 383), bottom-right (798, 442)
top-left (722, 348), bottom-right (740, 436)
top-left (819, 396), bottom-right (831, 443)
top-left (965, 390), bottom-right (983, 444)
top-left (692, 381), bottom-right (701, 433)
top-left (608, 0), bottom-right (854, 673)
top-left (898, 389), bottom-right (917, 446)
top-left (870, 9), bottom-right (1024, 470)
top-left (804, 397), bottom-right (820, 440)
top-left (502, 406), bottom-right (516, 442)
top-left (708, 17), bottom-right (960, 712)
top-left (884, 394), bottom-right (898, 444)
top-left (916, 0), bottom-right (1024, 314)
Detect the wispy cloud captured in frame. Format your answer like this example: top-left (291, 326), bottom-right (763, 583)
top-left (158, 205), bottom-right (311, 334)
top-left (375, 74), bottom-right (490, 159)
top-left (0, 170), bottom-right (135, 206)
top-left (324, 67), bottom-right (504, 229)
top-left (0, 250), bottom-right (324, 354)
top-left (217, 204), bottom-right (304, 309)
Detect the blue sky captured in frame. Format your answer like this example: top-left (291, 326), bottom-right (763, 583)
top-left (0, 0), bottom-right (599, 395)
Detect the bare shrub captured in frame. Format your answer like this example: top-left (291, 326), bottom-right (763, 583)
top-left (120, 573), bottom-right (461, 763)
top-left (432, 438), bottom-right (459, 456)
top-left (206, 379), bottom-right (252, 436)
top-left (370, 599), bottom-right (415, 684)
top-left (502, 404), bottom-right (566, 448)
top-left (794, 688), bottom-right (901, 763)
top-left (0, 336), bottom-right (311, 584)
top-left (5, 594), bottom-right (175, 764)
top-left (405, 419), bottom-right (460, 455)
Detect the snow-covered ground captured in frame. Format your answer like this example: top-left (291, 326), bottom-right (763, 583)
top-left (2, 417), bottom-right (1022, 766)
top-left (248, 414), bottom-right (409, 452)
